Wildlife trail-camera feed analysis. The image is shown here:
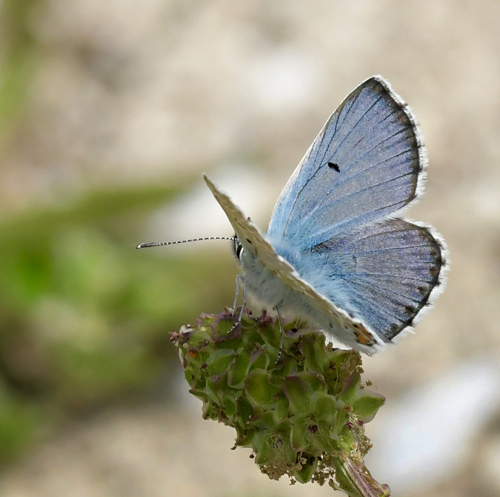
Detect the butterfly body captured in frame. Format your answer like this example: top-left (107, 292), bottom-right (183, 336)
top-left (205, 75), bottom-right (448, 355)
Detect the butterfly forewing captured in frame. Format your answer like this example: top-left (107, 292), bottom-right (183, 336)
top-left (268, 76), bottom-right (425, 249)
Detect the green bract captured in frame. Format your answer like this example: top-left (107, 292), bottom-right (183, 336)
top-left (171, 309), bottom-right (390, 496)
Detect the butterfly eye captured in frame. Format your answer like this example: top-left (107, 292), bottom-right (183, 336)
top-left (232, 235), bottom-right (244, 260)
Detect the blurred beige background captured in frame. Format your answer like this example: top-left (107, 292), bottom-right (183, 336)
top-left (0, 1), bottom-right (499, 496)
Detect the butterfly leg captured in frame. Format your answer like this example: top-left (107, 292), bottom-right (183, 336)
top-left (275, 306), bottom-right (284, 364)
top-left (231, 275), bottom-right (241, 314)
top-left (238, 276), bottom-right (247, 323)
top-left (232, 274), bottom-right (247, 321)
top-left (227, 275), bottom-right (247, 334)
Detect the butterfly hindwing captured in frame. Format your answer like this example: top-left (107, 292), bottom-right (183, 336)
top-left (268, 76), bottom-right (426, 249)
top-left (299, 218), bottom-right (447, 342)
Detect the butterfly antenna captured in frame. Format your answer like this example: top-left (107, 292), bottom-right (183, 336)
top-left (136, 236), bottom-right (233, 249)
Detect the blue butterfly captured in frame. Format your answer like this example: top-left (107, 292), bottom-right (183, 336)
top-left (204, 75), bottom-right (448, 354)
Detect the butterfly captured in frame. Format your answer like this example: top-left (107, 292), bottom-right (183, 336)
top-left (204, 75), bottom-right (448, 355)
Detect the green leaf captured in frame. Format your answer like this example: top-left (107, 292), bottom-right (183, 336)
top-left (340, 371), bottom-right (362, 403)
top-left (249, 349), bottom-right (270, 371)
top-left (300, 334), bottom-right (330, 372)
top-left (283, 375), bottom-right (314, 414)
top-left (206, 349), bottom-right (235, 377)
top-left (274, 396), bottom-right (290, 422)
top-left (332, 409), bottom-right (349, 436)
top-left (352, 391), bottom-right (385, 422)
top-left (295, 371), bottom-right (326, 392)
top-left (227, 353), bottom-right (250, 388)
top-left (252, 410), bottom-right (275, 429)
top-left (223, 393), bottom-right (237, 419)
top-left (290, 413), bottom-right (309, 451)
top-left (253, 430), bottom-right (274, 465)
top-left (258, 322), bottom-right (281, 350)
top-left (312, 392), bottom-right (337, 422)
top-left (189, 389), bottom-right (208, 403)
top-left (236, 396), bottom-right (254, 425)
top-left (245, 369), bottom-right (281, 408)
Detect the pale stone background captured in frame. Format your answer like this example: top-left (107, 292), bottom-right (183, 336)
top-left (1, 1), bottom-right (500, 496)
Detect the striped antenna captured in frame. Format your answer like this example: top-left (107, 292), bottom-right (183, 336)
top-left (136, 236), bottom-right (233, 249)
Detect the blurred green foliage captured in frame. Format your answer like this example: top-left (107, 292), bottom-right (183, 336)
top-left (0, 0), bottom-right (39, 139)
top-left (0, 187), bottom-right (239, 461)
top-left (0, 0), bottom-right (237, 466)
top-left (0, 183), bottom-right (237, 464)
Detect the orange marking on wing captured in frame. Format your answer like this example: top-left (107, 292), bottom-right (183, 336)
top-left (353, 324), bottom-right (376, 346)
